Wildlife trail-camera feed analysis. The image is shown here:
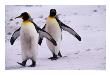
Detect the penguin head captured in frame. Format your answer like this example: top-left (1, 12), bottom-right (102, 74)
top-left (15, 12), bottom-right (32, 21)
top-left (49, 9), bottom-right (56, 17)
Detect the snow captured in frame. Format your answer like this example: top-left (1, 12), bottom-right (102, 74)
top-left (5, 5), bottom-right (106, 70)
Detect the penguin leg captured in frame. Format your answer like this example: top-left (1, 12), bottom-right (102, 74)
top-left (17, 60), bottom-right (27, 66)
top-left (28, 59), bottom-right (36, 67)
top-left (58, 51), bottom-right (62, 57)
top-left (48, 52), bottom-right (58, 60)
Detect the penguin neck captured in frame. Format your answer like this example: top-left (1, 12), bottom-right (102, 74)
top-left (22, 20), bottom-right (32, 25)
top-left (23, 20), bottom-right (31, 23)
top-left (49, 15), bottom-right (55, 18)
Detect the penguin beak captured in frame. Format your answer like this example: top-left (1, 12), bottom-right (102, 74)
top-left (15, 15), bottom-right (22, 19)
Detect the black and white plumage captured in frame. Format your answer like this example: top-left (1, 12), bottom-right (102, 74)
top-left (10, 9), bottom-right (81, 61)
top-left (10, 12), bottom-right (57, 67)
top-left (38, 9), bottom-right (81, 60)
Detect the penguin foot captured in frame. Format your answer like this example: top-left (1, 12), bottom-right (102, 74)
top-left (28, 60), bottom-right (36, 67)
top-left (17, 60), bottom-right (27, 66)
top-left (48, 57), bottom-right (58, 60)
top-left (17, 62), bottom-right (26, 66)
top-left (58, 51), bottom-right (62, 57)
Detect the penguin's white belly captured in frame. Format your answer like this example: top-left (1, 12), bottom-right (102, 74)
top-left (46, 18), bottom-right (61, 54)
top-left (20, 23), bottom-right (38, 61)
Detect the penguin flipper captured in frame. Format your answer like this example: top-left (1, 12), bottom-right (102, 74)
top-left (38, 29), bottom-right (57, 46)
top-left (38, 25), bottom-right (46, 45)
top-left (61, 25), bottom-right (81, 41)
top-left (31, 21), bottom-right (57, 46)
top-left (10, 27), bottom-right (20, 45)
top-left (55, 16), bottom-right (81, 41)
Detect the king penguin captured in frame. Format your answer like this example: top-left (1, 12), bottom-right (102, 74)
top-left (10, 12), bottom-right (57, 67)
top-left (38, 9), bottom-right (81, 60)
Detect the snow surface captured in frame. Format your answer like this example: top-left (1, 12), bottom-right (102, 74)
top-left (5, 5), bottom-right (106, 70)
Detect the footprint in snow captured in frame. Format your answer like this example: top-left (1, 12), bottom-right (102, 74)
top-left (96, 48), bottom-right (103, 51)
top-left (86, 49), bottom-right (91, 51)
top-left (74, 51), bottom-right (80, 54)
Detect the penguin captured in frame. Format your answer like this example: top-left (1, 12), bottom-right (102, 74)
top-left (10, 12), bottom-right (57, 67)
top-left (38, 9), bottom-right (81, 60)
